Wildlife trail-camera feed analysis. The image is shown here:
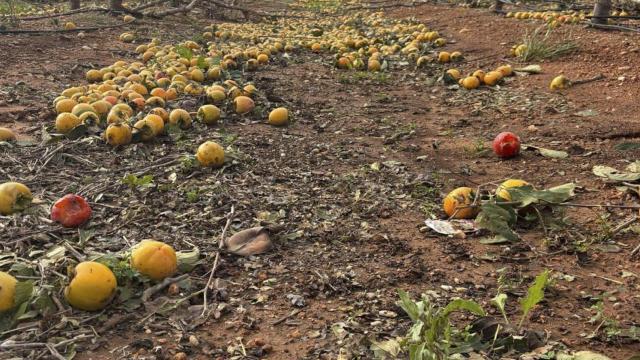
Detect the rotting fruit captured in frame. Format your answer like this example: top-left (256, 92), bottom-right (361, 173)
top-left (64, 261), bottom-right (117, 311)
top-left (496, 179), bottom-right (530, 201)
top-left (131, 240), bottom-right (178, 281)
top-left (104, 123), bottom-right (132, 146)
top-left (168, 109), bottom-right (192, 129)
top-left (196, 141), bottom-right (225, 168)
top-left (0, 271), bottom-right (17, 312)
top-left (51, 194), bottom-right (92, 228)
top-left (233, 96), bottom-right (255, 115)
top-left (268, 107), bottom-right (289, 126)
top-left (197, 105), bottom-right (221, 125)
top-left (0, 182), bottom-right (32, 215)
top-left (493, 131), bottom-right (521, 158)
top-left (443, 187), bottom-right (478, 219)
top-left (0, 127), bottom-right (16, 142)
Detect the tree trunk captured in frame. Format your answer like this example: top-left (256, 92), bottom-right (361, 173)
top-left (70, 0), bottom-right (80, 10)
top-left (591, 0), bottom-right (611, 25)
top-left (110, 0), bottom-right (124, 10)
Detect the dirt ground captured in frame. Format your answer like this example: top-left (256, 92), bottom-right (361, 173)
top-left (1, 2), bottom-right (640, 360)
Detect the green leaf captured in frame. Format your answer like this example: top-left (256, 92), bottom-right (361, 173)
top-left (519, 270), bottom-right (550, 327)
top-left (14, 281), bottom-right (34, 306)
top-left (398, 289), bottom-right (420, 322)
top-left (492, 293), bottom-right (508, 323)
top-left (475, 204), bottom-right (519, 242)
top-left (122, 174), bottom-right (154, 188)
top-left (196, 55), bottom-right (207, 69)
top-left (508, 183), bottom-right (575, 207)
top-left (442, 299), bottom-right (485, 317)
top-left (175, 45), bottom-right (193, 60)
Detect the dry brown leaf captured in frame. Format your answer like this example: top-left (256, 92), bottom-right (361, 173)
top-left (225, 226), bottom-right (272, 256)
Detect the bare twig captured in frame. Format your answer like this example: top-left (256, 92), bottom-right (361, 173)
top-left (272, 309), bottom-right (300, 325)
top-left (572, 74), bottom-right (605, 86)
top-left (201, 205), bottom-right (235, 317)
top-left (610, 215), bottom-right (638, 236)
top-left (148, 0), bottom-right (199, 18)
top-left (141, 274), bottom-right (189, 302)
top-left (46, 344), bottom-right (66, 360)
top-left (631, 242), bottom-right (640, 257)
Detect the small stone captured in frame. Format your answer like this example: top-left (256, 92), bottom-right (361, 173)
top-left (174, 352), bottom-right (187, 360)
top-left (378, 310), bottom-right (397, 318)
top-left (188, 335), bottom-right (199, 347)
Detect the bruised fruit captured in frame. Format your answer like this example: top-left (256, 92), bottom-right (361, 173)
top-left (131, 240), bottom-right (177, 281)
top-left (0, 271), bottom-right (17, 312)
top-left (133, 118), bottom-right (156, 142)
top-left (55, 113), bottom-right (82, 134)
top-left (493, 131), bottom-right (521, 158)
top-left (268, 107), bottom-right (289, 126)
top-left (197, 105), bottom-right (221, 125)
top-left (233, 96), bottom-right (255, 114)
top-left (105, 123), bottom-right (132, 146)
top-left (0, 182), bottom-right (32, 215)
top-left (142, 114), bottom-right (165, 136)
top-left (51, 194), bottom-right (92, 228)
top-left (496, 179), bottom-right (530, 201)
top-left (0, 127), bottom-right (16, 142)
top-left (64, 261), bottom-right (117, 311)
top-left (196, 141), bottom-right (225, 168)
top-left (443, 187), bottom-right (478, 219)
top-left (168, 109), bottom-right (192, 129)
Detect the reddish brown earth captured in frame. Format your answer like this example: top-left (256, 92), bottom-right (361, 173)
top-left (1, 2), bottom-right (640, 360)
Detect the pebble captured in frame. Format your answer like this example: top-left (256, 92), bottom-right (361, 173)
top-left (379, 310), bottom-right (397, 318)
top-left (188, 335), bottom-right (199, 347)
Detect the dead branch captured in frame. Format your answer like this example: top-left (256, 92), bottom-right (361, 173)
top-left (141, 274), bottom-right (189, 301)
top-left (572, 73), bottom-right (605, 85)
top-left (132, 0), bottom-right (171, 12)
top-left (147, 0), bottom-right (200, 18)
top-left (344, 1), bottom-right (420, 11)
top-left (201, 205), bottom-right (235, 317)
top-left (0, 20), bottom-right (133, 35)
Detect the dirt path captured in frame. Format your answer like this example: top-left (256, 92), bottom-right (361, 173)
top-left (1, 3), bottom-right (639, 360)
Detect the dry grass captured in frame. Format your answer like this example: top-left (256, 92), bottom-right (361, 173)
top-left (519, 26), bottom-right (578, 62)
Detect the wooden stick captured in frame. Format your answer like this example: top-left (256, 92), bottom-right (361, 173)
top-left (201, 205), bottom-right (235, 317)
